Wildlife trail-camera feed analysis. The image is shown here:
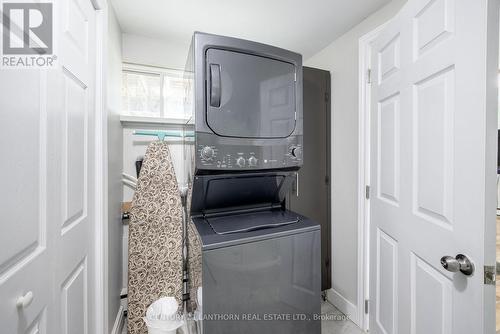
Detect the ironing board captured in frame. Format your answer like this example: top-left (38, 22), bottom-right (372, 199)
top-left (128, 141), bottom-right (184, 334)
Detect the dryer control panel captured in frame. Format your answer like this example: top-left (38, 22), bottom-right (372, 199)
top-left (195, 132), bottom-right (302, 171)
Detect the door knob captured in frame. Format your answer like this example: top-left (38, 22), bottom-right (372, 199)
top-left (16, 291), bottom-right (34, 308)
top-left (440, 254), bottom-right (474, 276)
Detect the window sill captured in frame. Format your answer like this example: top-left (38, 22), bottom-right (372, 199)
top-left (119, 115), bottom-right (193, 127)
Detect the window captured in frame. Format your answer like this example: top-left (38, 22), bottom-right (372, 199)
top-left (122, 71), bottom-right (161, 117)
top-left (122, 64), bottom-right (192, 120)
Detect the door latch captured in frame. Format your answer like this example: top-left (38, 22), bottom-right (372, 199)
top-left (484, 262), bottom-right (500, 285)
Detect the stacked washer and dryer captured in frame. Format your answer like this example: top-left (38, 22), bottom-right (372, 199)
top-left (183, 32), bottom-right (321, 334)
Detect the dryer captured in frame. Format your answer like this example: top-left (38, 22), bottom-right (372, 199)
top-left (184, 31), bottom-right (303, 173)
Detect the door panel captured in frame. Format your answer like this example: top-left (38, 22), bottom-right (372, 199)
top-left (205, 49), bottom-right (296, 138)
top-left (375, 229), bottom-right (397, 334)
top-left (369, 0), bottom-right (498, 333)
top-left (413, 67), bottom-right (454, 226)
top-left (61, 259), bottom-right (87, 334)
top-left (0, 71), bottom-right (45, 277)
top-left (26, 309), bottom-right (47, 334)
top-left (378, 36), bottom-right (400, 83)
top-left (409, 253), bottom-right (452, 334)
top-left (377, 94), bottom-right (400, 205)
top-left (63, 0), bottom-right (90, 86)
top-left (62, 70), bottom-right (88, 230)
top-left (414, 0), bottom-right (454, 58)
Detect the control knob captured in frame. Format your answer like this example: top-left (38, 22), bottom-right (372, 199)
top-left (236, 157), bottom-right (246, 167)
top-left (200, 146), bottom-right (215, 160)
top-left (248, 156), bottom-right (258, 167)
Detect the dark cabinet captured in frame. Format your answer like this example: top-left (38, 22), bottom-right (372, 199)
top-left (287, 67), bottom-right (331, 291)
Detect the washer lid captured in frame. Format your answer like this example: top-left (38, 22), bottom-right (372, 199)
top-left (206, 210), bottom-right (300, 235)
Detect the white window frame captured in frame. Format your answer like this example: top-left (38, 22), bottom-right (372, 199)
top-left (121, 62), bottom-right (191, 124)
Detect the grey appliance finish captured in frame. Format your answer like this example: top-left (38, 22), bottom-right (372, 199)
top-left (192, 210), bottom-right (321, 334)
top-left (185, 32), bottom-right (303, 172)
top-left (189, 172), bottom-right (321, 334)
top-left (287, 67), bottom-right (331, 291)
top-left (206, 49), bottom-right (296, 138)
top-left (184, 33), bottom-right (320, 334)
top-left (189, 171), bottom-right (295, 216)
top-left (206, 210), bottom-right (299, 235)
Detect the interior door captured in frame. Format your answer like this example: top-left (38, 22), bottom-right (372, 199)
top-left (0, 70), bottom-right (53, 334)
top-left (369, 0), bottom-right (498, 333)
top-left (50, 0), bottom-right (97, 332)
top-left (288, 67), bottom-right (331, 291)
top-left (0, 0), bottom-right (98, 332)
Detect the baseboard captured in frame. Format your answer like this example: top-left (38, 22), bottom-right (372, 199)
top-left (111, 305), bottom-right (125, 334)
top-left (327, 289), bottom-right (359, 327)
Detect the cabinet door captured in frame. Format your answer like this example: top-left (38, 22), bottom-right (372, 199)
top-left (288, 67), bottom-right (331, 291)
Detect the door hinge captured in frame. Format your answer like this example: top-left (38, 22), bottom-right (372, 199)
top-left (484, 263), bottom-right (500, 285)
top-left (365, 185), bottom-right (370, 199)
top-left (367, 69), bottom-right (372, 84)
top-left (364, 299), bottom-right (369, 314)
top-left (294, 72), bottom-right (297, 82)
top-left (325, 92), bottom-right (329, 102)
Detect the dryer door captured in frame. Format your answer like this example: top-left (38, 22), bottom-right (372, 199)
top-left (205, 48), bottom-right (296, 138)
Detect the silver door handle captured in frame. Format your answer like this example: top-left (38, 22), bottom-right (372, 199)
top-left (295, 172), bottom-right (299, 197)
top-left (440, 254), bottom-right (474, 276)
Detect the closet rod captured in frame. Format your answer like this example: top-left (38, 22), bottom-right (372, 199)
top-left (133, 130), bottom-right (194, 141)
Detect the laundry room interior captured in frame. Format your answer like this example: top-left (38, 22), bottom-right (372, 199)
top-left (105, 0), bottom-right (498, 333)
top-left (107, 1), bottom-right (412, 332)
top-left (2, 0), bottom-right (500, 333)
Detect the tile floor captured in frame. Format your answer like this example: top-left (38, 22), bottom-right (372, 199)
top-left (321, 301), bottom-right (365, 334)
top-left (121, 301), bottom-right (364, 334)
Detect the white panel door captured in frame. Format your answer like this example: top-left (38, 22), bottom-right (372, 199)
top-left (0, 0), bottom-right (98, 333)
top-left (0, 71), bottom-right (52, 334)
top-left (369, 0), bottom-right (498, 333)
top-left (49, 0), bottom-right (97, 333)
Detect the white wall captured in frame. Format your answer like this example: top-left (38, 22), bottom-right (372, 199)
top-left (106, 4), bottom-right (124, 331)
top-left (304, 0), bottom-right (407, 324)
top-left (122, 33), bottom-right (190, 70)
